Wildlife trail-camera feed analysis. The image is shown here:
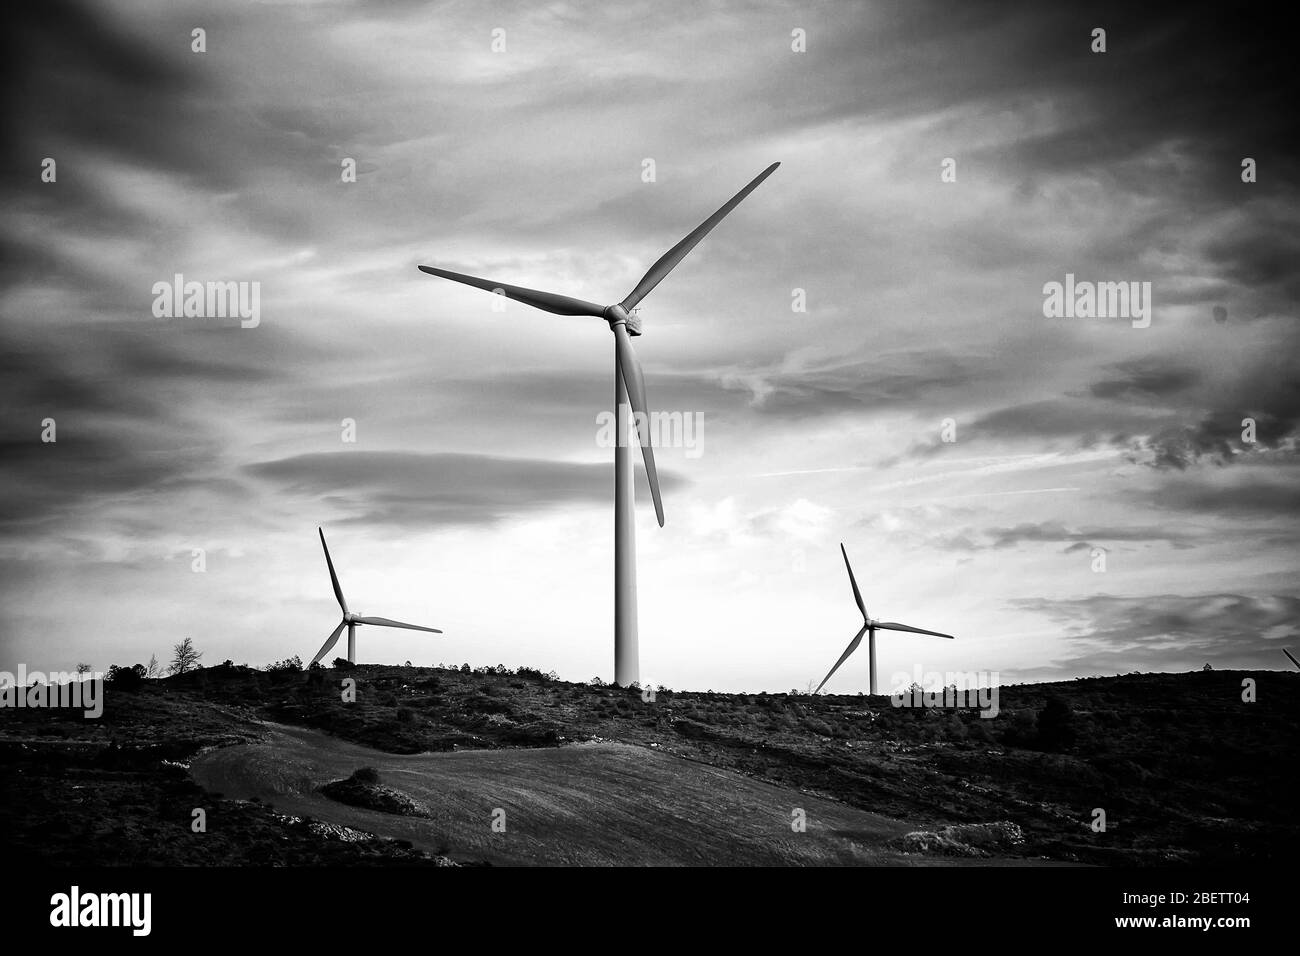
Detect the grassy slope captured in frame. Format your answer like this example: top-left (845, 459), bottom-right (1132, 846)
top-left (3, 663), bottom-right (1298, 865)
top-left (190, 725), bottom-right (995, 866)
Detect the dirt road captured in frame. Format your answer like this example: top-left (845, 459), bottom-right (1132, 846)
top-left (189, 723), bottom-right (1041, 866)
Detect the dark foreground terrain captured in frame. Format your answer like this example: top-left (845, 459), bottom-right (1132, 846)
top-left (2, 662), bottom-right (1297, 865)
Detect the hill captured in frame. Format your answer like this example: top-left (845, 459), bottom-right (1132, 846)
top-left (2, 663), bottom-right (1297, 865)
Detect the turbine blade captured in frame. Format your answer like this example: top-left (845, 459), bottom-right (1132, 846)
top-left (311, 621), bottom-right (347, 666)
top-left (813, 625), bottom-right (868, 695)
top-left (319, 527), bottom-right (348, 614)
top-left (620, 162), bottom-right (780, 311)
top-left (840, 543), bottom-right (867, 620)
top-left (613, 323), bottom-right (665, 527)
top-left (354, 616), bottom-right (443, 634)
top-left (1285, 648), bottom-right (1300, 670)
top-left (876, 622), bottom-right (955, 639)
top-left (417, 265), bottom-right (606, 317)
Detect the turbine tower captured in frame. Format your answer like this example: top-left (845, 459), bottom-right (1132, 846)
top-left (311, 528), bottom-right (442, 665)
top-left (419, 163), bottom-right (779, 686)
top-left (815, 543), bottom-right (954, 696)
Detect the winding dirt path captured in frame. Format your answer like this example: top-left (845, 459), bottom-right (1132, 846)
top-left (190, 722), bottom-right (1044, 866)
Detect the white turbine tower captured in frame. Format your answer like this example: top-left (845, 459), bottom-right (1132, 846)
top-left (310, 528), bottom-right (442, 665)
top-left (815, 543), bottom-right (954, 696)
top-left (419, 163), bottom-right (779, 686)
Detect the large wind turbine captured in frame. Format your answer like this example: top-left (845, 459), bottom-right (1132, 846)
top-left (310, 528), bottom-right (442, 665)
top-left (815, 543), bottom-right (954, 696)
top-left (418, 163), bottom-right (779, 686)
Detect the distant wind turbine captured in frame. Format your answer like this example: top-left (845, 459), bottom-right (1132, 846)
top-left (1285, 648), bottom-right (1299, 670)
top-left (419, 163), bottom-right (780, 686)
top-left (815, 543), bottom-right (954, 695)
top-left (310, 528), bottom-right (442, 665)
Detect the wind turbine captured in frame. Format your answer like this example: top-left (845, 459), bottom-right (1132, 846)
top-left (1285, 648), bottom-right (1299, 670)
top-left (418, 163), bottom-right (779, 686)
top-left (310, 528), bottom-right (442, 665)
top-left (814, 543), bottom-right (954, 696)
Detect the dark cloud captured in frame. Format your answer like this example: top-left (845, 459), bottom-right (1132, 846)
top-left (936, 398), bottom-right (1137, 449)
top-left (982, 521), bottom-right (1196, 552)
top-left (245, 450), bottom-right (685, 527)
top-left (0, 322), bottom-right (291, 534)
top-left (0, 1), bottom-right (193, 169)
top-left (1088, 359), bottom-right (1201, 401)
top-left (1201, 206), bottom-right (1300, 301)
top-left (1138, 476), bottom-right (1300, 518)
top-left (967, 2), bottom-right (1299, 190)
top-left (1115, 347), bottom-right (1300, 470)
top-left (906, 340), bottom-right (1300, 471)
top-left (1011, 591), bottom-right (1300, 674)
top-left (0, 426), bottom-right (219, 533)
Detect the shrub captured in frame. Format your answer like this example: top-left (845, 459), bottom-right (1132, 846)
top-left (104, 664), bottom-right (145, 690)
top-left (1036, 697), bottom-right (1077, 751)
top-left (396, 706), bottom-right (415, 724)
top-left (966, 719), bottom-right (995, 743)
top-left (944, 714), bottom-right (968, 741)
top-left (266, 656), bottom-right (304, 684)
top-left (516, 666), bottom-right (558, 681)
top-left (350, 766), bottom-right (380, 784)
top-left (332, 657), bottom-right (354, 670)
top-left (1002, 710), bottom-right (1039, 747)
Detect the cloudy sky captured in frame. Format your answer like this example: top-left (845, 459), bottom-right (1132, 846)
top-left (2, 0), bottom-right (1296, 692)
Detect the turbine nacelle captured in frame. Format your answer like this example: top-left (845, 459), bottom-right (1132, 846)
top-left (604, 303), bottom-right (642, 336)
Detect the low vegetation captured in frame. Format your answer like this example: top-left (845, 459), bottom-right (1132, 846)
top-left (318, 767), bottom-right (434, 818)
top-left (3, 661), bottom-right (1296, 865)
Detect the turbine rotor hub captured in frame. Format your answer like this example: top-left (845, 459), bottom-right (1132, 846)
top-left (603, 303), bottom-right (642, 336)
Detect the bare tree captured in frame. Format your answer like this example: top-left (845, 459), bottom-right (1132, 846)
top-left (145, 654), bottom-right (161, 679)
top-left (168, 637), bottom-right (203, 675)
